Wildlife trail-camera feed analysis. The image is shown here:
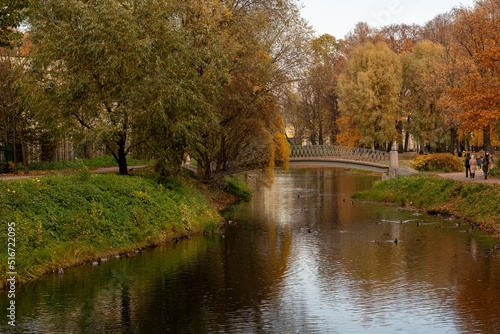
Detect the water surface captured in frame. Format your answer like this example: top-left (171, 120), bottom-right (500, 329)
top-left (2, 168), bottom-right (500, 333)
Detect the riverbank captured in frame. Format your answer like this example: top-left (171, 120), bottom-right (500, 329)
top-left (353, 174), bottom-right (500, 236)
top-left (0, 169), bottom-right (239, 289)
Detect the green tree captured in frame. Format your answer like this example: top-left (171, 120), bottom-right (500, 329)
top-left (27, 0), bottom-right (306, 179)
top-left (0, 47), bottom-right (37, 174)
top-left (27, 0), bottom-right (205, 175)
top-left (0, 0), bottom-right (31, 48)
top-left (337, 42), bottom-right (402, 149)
top-left (28, 0), bottom-right (142, 174)
top-left (134, 0), bottom-right (228, 177)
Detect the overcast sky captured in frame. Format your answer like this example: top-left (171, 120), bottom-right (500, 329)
top-left (300, 0), bottom-right (477, 39)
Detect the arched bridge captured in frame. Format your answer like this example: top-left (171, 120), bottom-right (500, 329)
top-left (289, 145), bottom-right (415, 178)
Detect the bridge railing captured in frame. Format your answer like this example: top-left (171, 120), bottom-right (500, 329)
top-left (290, 145), bottom-right (390, 166)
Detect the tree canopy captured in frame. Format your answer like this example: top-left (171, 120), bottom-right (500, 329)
top-left (24, 0), bottom-right (307, 179)
top-left (0, 0), bottom-right (31, 48)
top-left (337, 42), bottom-right (402, 149)
top-left (452, 0), bottom-right (500, 152)
top-left (4, 0), bottom-right (500, 177)
top-left (403, 41), bottom-right (449, 151)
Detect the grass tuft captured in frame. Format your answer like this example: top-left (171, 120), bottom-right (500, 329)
top-left (224, 175), bottom-right (252, 201)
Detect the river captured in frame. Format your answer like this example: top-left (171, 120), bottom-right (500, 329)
top-left (2, 168), bottom-right (500, 333)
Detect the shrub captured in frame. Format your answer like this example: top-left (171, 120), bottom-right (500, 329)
top-left (75, 160), bottom-right (91, 181)
top-left (0, 162), bottom-right (12, 173)
top-left (411, 153), bottom-right (464, 172)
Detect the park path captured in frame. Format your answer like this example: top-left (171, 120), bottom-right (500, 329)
top-left (0, 165), bottom-right (149, 181)
top-left (437, 172), bottom-right (500, 185)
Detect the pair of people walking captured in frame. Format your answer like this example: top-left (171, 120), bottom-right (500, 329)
top-left (467, 153), bottom-right (491, 180)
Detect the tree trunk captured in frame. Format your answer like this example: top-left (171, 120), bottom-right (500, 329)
top-left (311, 107), bottom-right (318, 145)
top-left (20, 126), bottom-right (29, 175)
top-left (116, 134), bottom-right (128, 175)
top-left (197, 153), bottom-right (212, 181)
top-left (318, 113), bottom-right (324, 145)
top-left (117, 145), bottom-right (128, 175)
top-left (404, 131), bottom-right (410, 152)
top-left (449, 127), bottom-right (457, 154)
top-left (483, 125), bottom-right (491, 153)
top-left (199, 157), bottom-right (212, 181)
top-left (204, 164), bottom-right (212, 181)
top-left (395, 120), bottom-right (403, 153)
top-left (12, 118), bottom-right (18, 175)
top-left (404, 116), bottom-right (411, 152)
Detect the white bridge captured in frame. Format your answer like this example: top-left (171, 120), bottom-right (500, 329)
top-left (290, 145), bottom-right (415, 178)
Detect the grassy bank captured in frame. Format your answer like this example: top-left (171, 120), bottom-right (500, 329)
top-left (353, 175), bottom-right (500, 235)
top-left (0, 170), bottom-right (226, 288)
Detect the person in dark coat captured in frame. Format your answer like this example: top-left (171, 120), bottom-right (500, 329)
top-left (483, 152), bottom-right (490, 180)
top-left (464, 153), bottom-right (471, 178)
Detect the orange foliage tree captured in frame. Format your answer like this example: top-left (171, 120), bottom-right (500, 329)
top-left (452, 0), bottom-right (500, 152)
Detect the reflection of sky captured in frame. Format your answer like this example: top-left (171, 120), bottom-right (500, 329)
top-left (255, 169), bottom-right (462, 333)
top-left (265, 235), bottom-right (459, 333)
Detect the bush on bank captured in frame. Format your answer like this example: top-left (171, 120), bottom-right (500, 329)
top-left (0, 172), bottom-right (223, 286)
top-left (411, 153), bottom-right (464, 172)
top-left (353, 175), bottom-right (500, 234)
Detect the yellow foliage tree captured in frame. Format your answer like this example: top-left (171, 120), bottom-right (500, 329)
top-left (337, 42), bottom-right (402, 150)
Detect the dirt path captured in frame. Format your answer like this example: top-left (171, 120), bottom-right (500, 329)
top-left (437, 172), bottom-right (500, 185)
top-left (0, 165), bottom-right (149, 181)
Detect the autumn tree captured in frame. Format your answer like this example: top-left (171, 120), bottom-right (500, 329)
top-left (422, 12), bottom-right (454, 47)
top-left (187, 0), bottom-right (309, 181)
top-left (378, 23), bottom-right (421, 56)
top-left (337, 42), bottom-right (402, 149)
top-left (403, 40), bottom-right (454, 152)
top-left (422, 12), bottom-right (471, 152)
top-left (341, 23), bottom-right (418, 150)
top-left (343, 22), bottom-right (376, 53)
top-left (294, 34), bottom-right (344, 145)
top-left (452, 0), bottom-right (500, 153)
